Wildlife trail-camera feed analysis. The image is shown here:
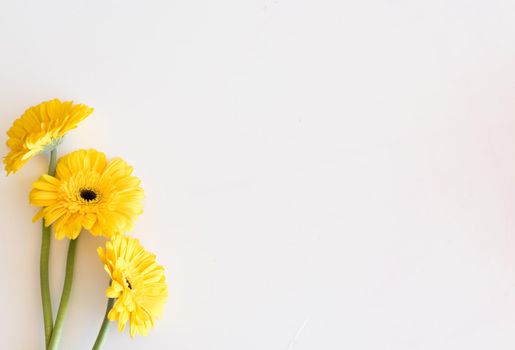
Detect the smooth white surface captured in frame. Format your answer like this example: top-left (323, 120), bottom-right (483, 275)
top-left (1, 0), bottom-right (515, 349)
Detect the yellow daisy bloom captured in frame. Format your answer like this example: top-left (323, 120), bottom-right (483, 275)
top-left (98, 235), bottom-right (168, 337)
top-left (4, 99), bottom-right (93, 174)
top-left (29, 149), bottom-right (144, 240)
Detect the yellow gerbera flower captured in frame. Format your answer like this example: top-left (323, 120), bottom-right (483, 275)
top-left (4, 99), bottom-right (93, 174)
top-left (29, 149), bottom-right (144, 240)
top-left (98, 235), bottom-right (168, 337)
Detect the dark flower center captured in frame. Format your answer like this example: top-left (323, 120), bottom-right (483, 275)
top-left (80, 188), bottom-right (97, 201)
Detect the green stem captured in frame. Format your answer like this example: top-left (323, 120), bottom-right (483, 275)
top-left (92, 297), bottom-right (115, 350)
top-left (41, 148), bottom-right (57, 347)
top-left (48, 148), bottom-right (57, 175)
top-left (47, 236), bottom-right (79, 350)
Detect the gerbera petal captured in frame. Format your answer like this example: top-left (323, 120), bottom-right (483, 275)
top-left (82, 213), bottom-right (97, 230)
top-left (32, 209), bottom-right (46, 223)
top-left (44, 207), bottom-right (67, 226)
top-left (29, 190), bottom-right (58, 207)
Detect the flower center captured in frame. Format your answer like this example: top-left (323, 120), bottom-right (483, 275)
top-left (79, 188), bottom-right (98, 202)
top-left (125, 277), bottom-right (133, 290)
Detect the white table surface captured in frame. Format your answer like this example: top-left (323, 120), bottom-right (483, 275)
top-left (2, 0), bottom-right (515, 349)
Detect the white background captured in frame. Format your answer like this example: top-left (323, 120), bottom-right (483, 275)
top-left (1, 0), bottom-right (515, 349)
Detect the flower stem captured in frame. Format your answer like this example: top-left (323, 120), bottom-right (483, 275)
top-left (47, 236), bottom-right (79, 350)
top-left (48, 147), bottom-right (57, 175)
top-left (41, 148), bottom-right (58, 347)
top-left (92, 297), bottom-right (115, 350)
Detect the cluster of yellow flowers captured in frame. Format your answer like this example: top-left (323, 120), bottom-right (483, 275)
top-left (4, 99), bottom-right (168, 349)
